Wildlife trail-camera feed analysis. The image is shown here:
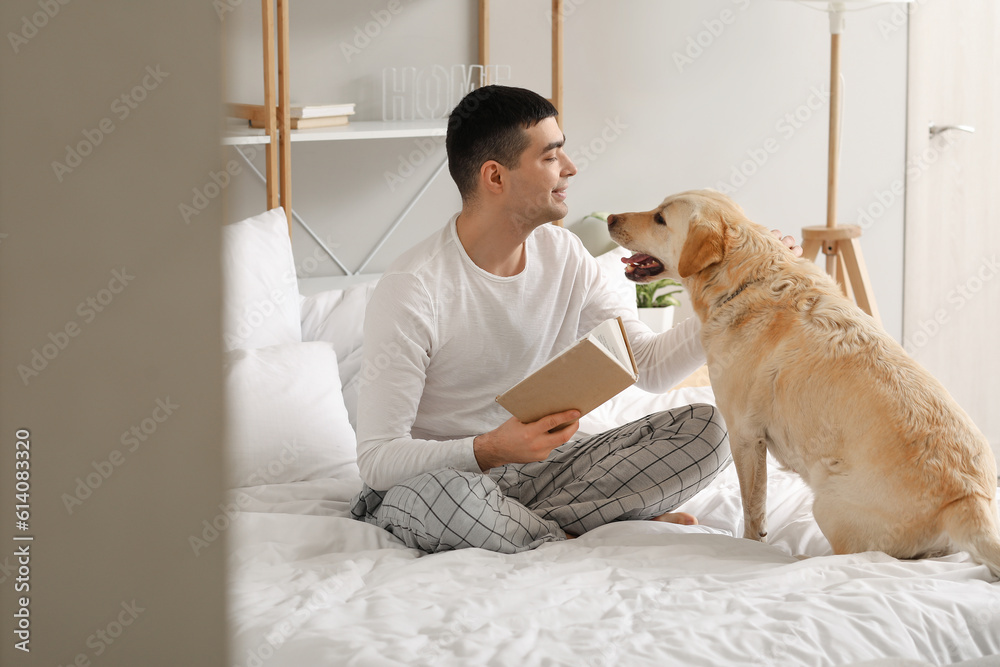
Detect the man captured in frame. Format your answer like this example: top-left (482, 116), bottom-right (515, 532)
top-left (350, 85), bottom-right (793, 554)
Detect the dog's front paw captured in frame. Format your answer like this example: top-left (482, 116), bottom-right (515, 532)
top-left (742, 520), bottom-right (767, 542)
top-left (742, 530), bottom-right (768, 542)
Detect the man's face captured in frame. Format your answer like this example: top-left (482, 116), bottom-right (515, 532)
top-left (503, 116), bottom-right (577, 225)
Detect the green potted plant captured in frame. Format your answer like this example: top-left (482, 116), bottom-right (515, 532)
top-left (636, 277), bottom-right (683, 332)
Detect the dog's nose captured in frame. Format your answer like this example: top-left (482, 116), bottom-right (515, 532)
top-left (606, 214), bottom-right (618, 226)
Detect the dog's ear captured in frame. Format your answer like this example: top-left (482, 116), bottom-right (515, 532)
top-left (677, 217), bottom-right (725, 278)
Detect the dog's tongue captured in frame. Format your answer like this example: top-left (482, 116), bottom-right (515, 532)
top-left (621, 252), bottom-right (666, 279)
top-left (622, 253), bottom-right (653, 265)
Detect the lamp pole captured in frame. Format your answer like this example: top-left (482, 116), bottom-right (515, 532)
top-left (797, 0), bottom-right (888, 324)
top-left (824, 4), bottom-right (847, 277)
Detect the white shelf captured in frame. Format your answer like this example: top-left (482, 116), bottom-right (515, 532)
top-left (221, 125), bottom-right (270, 145)
top-left (221, 119), bottom-right (447, 146)
top-left (290, 119), bottom-right (447, 142)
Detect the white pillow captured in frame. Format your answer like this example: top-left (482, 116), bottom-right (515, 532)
top-left (224, 341), bottom-right (359, 487)
top-left (299, 280), bottom-right (377, 366)
top-left (300, 280), bottom-right (379, 428)
top-left (340, 346), bottom-right (365, 431)
top-left (221, 208), bottom-right (301, 351)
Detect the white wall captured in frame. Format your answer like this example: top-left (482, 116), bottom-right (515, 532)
top-left (224, 0), bottom-right (908, 340)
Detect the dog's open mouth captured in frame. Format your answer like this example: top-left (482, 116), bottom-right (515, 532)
top-left (621, 253), bottom-right (665, 281)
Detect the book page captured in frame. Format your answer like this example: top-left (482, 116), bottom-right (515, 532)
top-left (586, 318), bottom-right (635, 376)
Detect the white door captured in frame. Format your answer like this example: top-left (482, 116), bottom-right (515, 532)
top-left (904, 0), bottom-right (1000, 458)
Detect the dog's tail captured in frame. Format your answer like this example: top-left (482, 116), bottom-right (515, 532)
top-left (942, 494), bottom-right (1000, 580)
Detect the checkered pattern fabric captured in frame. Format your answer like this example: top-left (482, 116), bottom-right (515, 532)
top-left (350, 403), bottom-right (730, 554)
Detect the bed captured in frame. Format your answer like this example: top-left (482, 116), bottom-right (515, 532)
top-left (220, 209), bottom-right (1000, 666)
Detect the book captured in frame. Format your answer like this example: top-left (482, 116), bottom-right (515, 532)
top-left (495, 316), bottom-right (638, 426)
top-left (288, 103), bottom-right (355, 119)
top-left (226, 103), bottom-right (355, 127)
top-left (248, 115), bottom-right (349, 130)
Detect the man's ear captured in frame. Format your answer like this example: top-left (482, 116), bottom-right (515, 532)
top-left (677, 217), bottom-right (725, 278)
top-left (480, 161), bottom-right (504, 195)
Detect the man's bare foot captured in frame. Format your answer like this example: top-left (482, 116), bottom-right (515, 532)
top-left (651, 511), bottom-right (698, 526)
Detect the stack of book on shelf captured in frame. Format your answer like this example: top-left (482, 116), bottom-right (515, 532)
top-left (226, 102), bottom-right (356, 129)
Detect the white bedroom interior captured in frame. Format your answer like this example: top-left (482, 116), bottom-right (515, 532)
top-left (223, 0), bottom-right (998, 453)
top-left (1, 0), bottom-right (997, 664)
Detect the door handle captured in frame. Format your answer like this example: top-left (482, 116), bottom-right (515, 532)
top-left (928, 122), bottom-right (976, 137)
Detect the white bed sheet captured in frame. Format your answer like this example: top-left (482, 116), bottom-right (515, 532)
top-left (227, 386), bottom-right (1000, 667)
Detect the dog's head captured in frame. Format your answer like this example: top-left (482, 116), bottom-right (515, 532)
top-left (607, 189), bottom-right (746, 283)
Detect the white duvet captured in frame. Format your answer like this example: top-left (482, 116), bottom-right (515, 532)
top-left (227, 386), bottom-right (1000, 667)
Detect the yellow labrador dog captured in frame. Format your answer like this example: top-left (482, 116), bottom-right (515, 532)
top-left (608, 189), bottom-right (1000, 576)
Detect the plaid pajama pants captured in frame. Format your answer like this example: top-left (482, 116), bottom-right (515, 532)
top-left (350, 403), bottom-right (730, 554)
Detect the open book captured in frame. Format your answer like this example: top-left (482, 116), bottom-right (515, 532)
top-left (495, 316), bottom-right (638, 425)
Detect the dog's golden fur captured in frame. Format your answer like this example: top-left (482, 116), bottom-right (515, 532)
top-left (609, 189), bottom-right (1000, 576)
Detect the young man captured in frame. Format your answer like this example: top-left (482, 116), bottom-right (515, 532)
top-left (351, 85), bottom-right (778, 554)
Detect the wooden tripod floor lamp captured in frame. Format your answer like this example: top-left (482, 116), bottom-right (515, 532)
top-left (789, 0), bottom-right (912, 327)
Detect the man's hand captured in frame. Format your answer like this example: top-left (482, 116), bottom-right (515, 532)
top-left (474, 410), bottom-right (581, 472)
top-left (771, 229), bottom-right (803, 257)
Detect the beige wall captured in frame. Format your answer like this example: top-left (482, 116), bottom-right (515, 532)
top-left (0, 2), bottom-right (227, 665)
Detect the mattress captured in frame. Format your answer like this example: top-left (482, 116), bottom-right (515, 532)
top-left (226, 386), bottom-right (1000, 667)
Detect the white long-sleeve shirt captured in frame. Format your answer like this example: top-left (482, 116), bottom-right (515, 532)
top-left (355, 214), bottom-right (706, 490)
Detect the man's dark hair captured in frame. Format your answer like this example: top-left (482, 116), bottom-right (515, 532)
top-left (446, 85), bottom-right (558, 201)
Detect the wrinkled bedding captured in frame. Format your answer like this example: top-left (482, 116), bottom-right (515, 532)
top-left (227, 386), bottom-right (1000, 667)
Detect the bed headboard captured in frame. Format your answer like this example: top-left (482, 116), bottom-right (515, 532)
top-left (298, 272), bottom-right (382, 297)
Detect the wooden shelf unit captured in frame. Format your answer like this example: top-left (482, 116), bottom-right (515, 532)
top-left (238, 0), bottom-right (565, 239)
